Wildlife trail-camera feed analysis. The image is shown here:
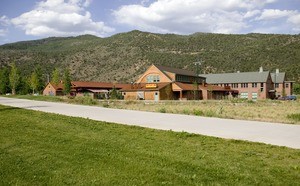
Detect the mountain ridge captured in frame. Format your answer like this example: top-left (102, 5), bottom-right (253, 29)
top-left (0, 30), bottom-right (299, 83)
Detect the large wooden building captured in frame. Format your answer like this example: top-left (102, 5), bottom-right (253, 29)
top-left (121, 64), bottom-right (235, 101)
top-left (202, 67), bottom-right (294, 100)
top-left (43, 81), bottom-right (128, 99)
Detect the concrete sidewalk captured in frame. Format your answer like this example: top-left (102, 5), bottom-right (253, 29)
top-left (1, 96), bottom-right (300, 149)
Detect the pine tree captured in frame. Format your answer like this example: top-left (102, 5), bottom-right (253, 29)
top-left (0, 67), bottom-right (10, 94)
top-left (63, 69), bottom-right (71, 95)
top-left (52, 68), bottom-right (60, 86)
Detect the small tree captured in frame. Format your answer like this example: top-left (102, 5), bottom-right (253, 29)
top-left (110, 87), bottom-right (118, 99)
top-left (30, 71), bottom-right (39, 94)
top-left (34, 66), bottom-right (44, 93)
top-left (51, 68), bottom-right (60, 86)
top-left (0, 67), bottom-right (10, 94)
top-left (9, 63), bottom-right (20, 95)
top-left (63, 69), bottom-right (71, 95)
top-left (293, 83), bottom-right (300, 95)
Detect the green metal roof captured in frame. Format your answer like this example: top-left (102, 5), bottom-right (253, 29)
top-left (201, 71), bottom-right (270, 84)
top-left (270, 72), bottom-right (285, 83)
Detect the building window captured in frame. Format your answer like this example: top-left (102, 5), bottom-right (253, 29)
top-left (261, 83), bottom-right (264, 87)
top-left (285, 83), bottom-right (289, 88)
top-left (240, 92), bottom-right (248, 99)
top-left (241, 83), bottom-right (248, 88)
top-left (252, 83), bottom-right (257, 88)
top-left (232, 83), bottom-right (238, 88)
top-left (260, 87), bottom-right (264, 92)
top-left (147, 75), bottom-right (160, 83)
top-left (224, 84), bottom-right (229, 87)
top-left (275, 83), bottom-right (279, 88)
top-left (176, 75), bottom-right (192, 83)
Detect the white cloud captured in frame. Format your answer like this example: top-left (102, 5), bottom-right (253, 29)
top-left (11, 0), bottom-right (114, 37)
top-left (0, 16), bottom-right (10, 26)
top-left (244, 10), bottom-right (261, 19)
top-left (256, 9), bottom-right (297, 21)
top-left (0, 16), bottom-right (10, 37)
top-left (0, 29), bottom-right (8, 36)
top-left (288, 14), bottom-right (300, 32)
top-left (113, 0), bottom-right (280, 34)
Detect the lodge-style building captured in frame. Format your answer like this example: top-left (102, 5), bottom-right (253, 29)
top-left (201, 67), bottom-right (294, 100)
top-left (43, 81), bottom-right (128, 99)
top-left (121, 64), bottom-right (236, 100)
top-left (43, 65), bottom-right (294, 101)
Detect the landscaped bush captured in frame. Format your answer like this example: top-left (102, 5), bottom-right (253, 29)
top-left (193, 109), bottom-right (204, 116)
top-left (71, 96), bottom-right (98, 105)
top-left (287, 113), bottom-right (300, 122)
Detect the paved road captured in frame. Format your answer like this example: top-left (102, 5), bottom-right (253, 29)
top-left (1, 96), bottom-right (300, 149)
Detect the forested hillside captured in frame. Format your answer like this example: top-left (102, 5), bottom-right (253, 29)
top-left (1, 30), bottom-right (299, 83)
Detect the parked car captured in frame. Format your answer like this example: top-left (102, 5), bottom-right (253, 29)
top-left (278, 95), bottom-right (297, 100)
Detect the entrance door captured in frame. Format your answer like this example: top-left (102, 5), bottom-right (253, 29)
top-left (154, 92), bottom-right (159, 101)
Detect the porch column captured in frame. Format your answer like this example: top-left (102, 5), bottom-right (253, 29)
top-left (180, 91), bottom-right (183, 100)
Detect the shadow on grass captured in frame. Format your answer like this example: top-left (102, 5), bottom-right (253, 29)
top-left (0, 105), bottom-right (49, 112)
top-left (0, 107), bottom-right (21, 112)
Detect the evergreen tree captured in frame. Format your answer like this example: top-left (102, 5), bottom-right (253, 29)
top-left (51, 68), bottom-right (60, 86)
top-left (9, 63), bottom-right (20, 95)
top-left (293, 83), bottom-right (300, 95)
top-left (30, 71), bottom-right (39, 94)
top-left (63, 69), bottom-right (71, 95)
top-left (0, 67), bottom-right (10, 94)
top-left (34, 66), bottom-right (45, 93)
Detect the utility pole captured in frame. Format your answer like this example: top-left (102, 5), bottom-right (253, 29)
top-left (194, 58), bottom-right (202, 100)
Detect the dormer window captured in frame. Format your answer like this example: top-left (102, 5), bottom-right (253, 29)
top-left (147, 75), bottom-right (160, 83)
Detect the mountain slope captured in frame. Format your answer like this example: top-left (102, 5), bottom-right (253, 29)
top-left (1, 30), bottom-right (299, 83)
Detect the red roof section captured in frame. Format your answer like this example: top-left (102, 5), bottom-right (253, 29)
top-left (121, 83), bottom-right (171, 91)
top-left (175, 82), bottom-right (236, 92)
top-left (71, 81), bottom-right (130, 89)
top-left (50, 82), bottom-right (64, 90)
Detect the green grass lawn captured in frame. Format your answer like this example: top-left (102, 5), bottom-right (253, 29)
top-left (0, 104), bottom-right (300, 185)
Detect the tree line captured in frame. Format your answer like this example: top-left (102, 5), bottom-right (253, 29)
top-left (0, 63), bottom-right (72, 95)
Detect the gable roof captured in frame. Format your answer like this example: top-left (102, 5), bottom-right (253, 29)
top-left (201, 71), bottom-right (270, 84)
top-left (71, 81), bottom-right (127, 89)
top-left (155, 65), bottom-right (198, 77)
top-left (49, 82), bottom-right (64, 90)
top-left (271, 72), bottom-right (285, 83)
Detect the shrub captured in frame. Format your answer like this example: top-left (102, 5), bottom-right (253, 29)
top-left (205, 110), bottom-right (216, 117)
top-left (73, 96), bottom-right (97, 105)
top-left (287, 113), bottom-right (300, 122)
top-left (158, 107), bottom-right (166, 113)
top-left (193, 109), bottom-right (204, 116)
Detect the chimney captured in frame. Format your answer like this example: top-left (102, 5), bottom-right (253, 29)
top-left (276, 69), bottom-right (279, 74)
top-left (259, 67), bottom-right (263, 73)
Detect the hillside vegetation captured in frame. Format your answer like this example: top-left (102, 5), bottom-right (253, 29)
top-left (0, 31), bottom-right (299, 83)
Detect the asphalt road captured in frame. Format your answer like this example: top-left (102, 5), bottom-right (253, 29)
top-left (1, 96), bottom-right (300, 149)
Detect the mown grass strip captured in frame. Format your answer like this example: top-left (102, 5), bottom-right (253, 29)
top-left (0, 104), bottom-right (300, 185)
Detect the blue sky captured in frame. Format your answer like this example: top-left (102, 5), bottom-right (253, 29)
top-left (0, 0), bottom-right (300, 45)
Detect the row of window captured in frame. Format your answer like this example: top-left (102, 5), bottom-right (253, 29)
top-left (215, 83), bottom-right (290, 89)
top-left (146, 75), bottom-right (160, 83)
top-left (215, 83), bottom-right (264, 88)
top-left (240, 92), bottom-right (258, 99)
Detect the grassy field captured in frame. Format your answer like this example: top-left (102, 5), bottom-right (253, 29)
top-left (0, 104), bottom-right (300, 185)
